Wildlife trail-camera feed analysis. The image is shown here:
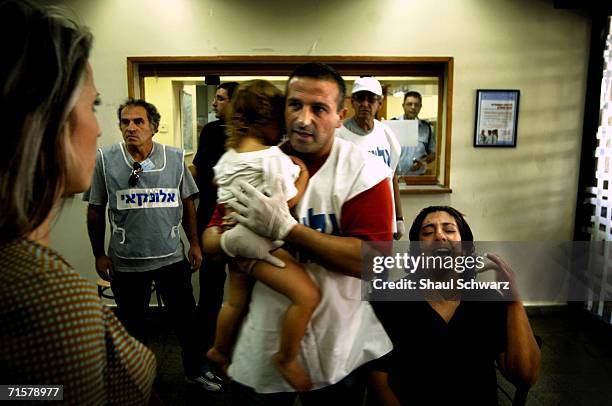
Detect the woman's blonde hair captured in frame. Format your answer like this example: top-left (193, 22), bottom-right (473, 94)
top-left (225, 80), bottom-right (285, 149)
top-left (0, 0), bottom-right (93, 244)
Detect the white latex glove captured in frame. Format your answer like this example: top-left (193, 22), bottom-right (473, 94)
top-left (227, 176), bottom-right (298, 240)
top-left (393, 219), bottom-right (405, 240)
top-left (220, 223), bottom-right (286, 268)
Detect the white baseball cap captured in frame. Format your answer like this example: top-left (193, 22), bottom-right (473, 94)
top-left (352, 77), bottom-right (382, 96)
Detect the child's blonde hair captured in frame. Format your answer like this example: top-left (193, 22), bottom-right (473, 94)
top-left (226, 79), bottom-right (285, 149)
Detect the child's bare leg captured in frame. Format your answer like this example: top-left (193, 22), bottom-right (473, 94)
top-left (207, 264), bottom-right (253, 374)
top-left (251, 248), bottom-right (320, 391)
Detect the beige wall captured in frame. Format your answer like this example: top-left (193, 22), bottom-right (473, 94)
top-left (51, 0), bottom-right (590, 295)
top-left (143, 77), bottom-right (176, 147)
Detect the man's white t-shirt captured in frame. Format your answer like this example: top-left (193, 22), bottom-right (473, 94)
top-left (227, 138), bottom-right (393, 393)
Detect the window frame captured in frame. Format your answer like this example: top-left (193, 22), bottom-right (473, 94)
top-left (127, 55), bottom-right (454, 193)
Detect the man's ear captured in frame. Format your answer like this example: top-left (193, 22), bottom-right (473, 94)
top-left (336, 107), bottom-right (348, 127)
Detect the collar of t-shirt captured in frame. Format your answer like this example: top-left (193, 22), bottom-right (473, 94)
top-left (279, 140), bottom-right (330, 177)
top-left (343, 116), bottom-right (373, 136)
top-left (124, 142), bottom-right (156, 170)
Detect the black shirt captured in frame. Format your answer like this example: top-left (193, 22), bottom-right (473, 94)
top-left (372, 293), bottom-right (507, 405)
top-left (192, 119), bottom-right (227, 230)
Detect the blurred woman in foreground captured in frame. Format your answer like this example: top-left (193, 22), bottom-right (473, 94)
top-left (0, 1), bottom-right (156, 404)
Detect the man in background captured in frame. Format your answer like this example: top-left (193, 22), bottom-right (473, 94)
top-left (394, 91), bottom-right (436, 176)
top-left (84, 99), bottom-right (217, 391)
top-left (191, 82), bottom-right (239, 231)
top-left (190, 81), bottom-right (239, 389)
top-left (336, 76), bottom-right (404, 240)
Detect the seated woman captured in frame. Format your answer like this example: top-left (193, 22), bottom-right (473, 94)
top-left (369, 206), bottom-right (541, 406)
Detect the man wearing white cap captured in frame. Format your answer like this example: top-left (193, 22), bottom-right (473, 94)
top-left (336, 76), bottom-right (404, 239)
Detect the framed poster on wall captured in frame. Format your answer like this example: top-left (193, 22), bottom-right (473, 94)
top-left (474, 89), bottom-right (520, 147)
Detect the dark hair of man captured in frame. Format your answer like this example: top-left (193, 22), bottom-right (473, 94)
top-left (408, 206), bottom-right (475, 255)
top-left (218, 82), bottom-right (239, 100)
top-left (117, 99), bottom-right (161, 133)
top-left (287, 62), bottom-right (346, 112)
top-left (403, 91), bottom-right (423, 104)
top-left (0, 0), bottom-right (93, 244)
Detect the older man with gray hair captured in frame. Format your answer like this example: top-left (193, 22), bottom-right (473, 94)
top-left (336, 76), bottom-right (404, 239)
top-left (84, 99), bottom-right (220, 391)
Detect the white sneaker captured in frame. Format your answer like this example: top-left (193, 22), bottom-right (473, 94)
top-left (185, 374), bottom-right (223, 392)
top-left (204, 370), bottom-right (224, 384)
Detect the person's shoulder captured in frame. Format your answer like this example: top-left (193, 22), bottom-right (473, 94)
top-left (216, 148), bottom-right (238, 163)
top-left (336, 121), bottom-right (355, 137)
top-left (0, 240), bottom-right (100, 300)
top-left (267, 145), bottom-right (288, 157)
top-left (199, 120), bottom-right (225, 140)
top-left (419, 119), bottom-right (432, 128)
top-left (335, 136), bottom-right (367, 153)
top-left (0, 240), bottom-right (38, 284)
top-left (461, 287), bottom-right (508, 314)
top-left (342, 116), bottom-right (353, 126)
top-left (334, 136), bottom-right (360, 153)
top-left (334, 138), bottom-right (388, 172)
top-left (203, 119), bottom-right (223, 131)
top-left (158, 142), bottom-right (184, 156)
top-left (99, 142), bottom-right (122, 154)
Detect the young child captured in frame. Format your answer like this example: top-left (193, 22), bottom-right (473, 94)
top-left (206, 79), bottom-right (319, 391)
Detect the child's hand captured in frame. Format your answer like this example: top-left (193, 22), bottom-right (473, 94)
top-left (289, 155), bottom-right (309, 178)
top-left (221, 214), bottom-right (237, 229)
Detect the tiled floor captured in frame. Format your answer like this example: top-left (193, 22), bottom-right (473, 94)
top-left (146, 305), bottom-right (612, 405)
top-left (513, 306), bottom-right (612, 406)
